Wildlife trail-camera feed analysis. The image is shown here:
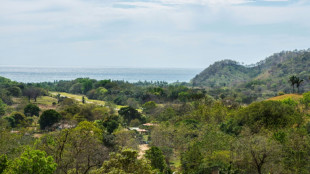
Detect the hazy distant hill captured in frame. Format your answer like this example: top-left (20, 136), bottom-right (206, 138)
top-left (192, 49), bottom-right (310, 93)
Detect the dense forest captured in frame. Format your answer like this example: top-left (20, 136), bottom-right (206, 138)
top-left (0, 50), bottom-right (310, 173)
top-left (192, 49), bottom-right (310, 103)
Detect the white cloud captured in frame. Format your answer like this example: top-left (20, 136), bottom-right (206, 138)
top-left (0, 0), bottom-right (309, 67)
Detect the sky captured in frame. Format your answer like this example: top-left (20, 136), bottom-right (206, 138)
top-left (0, 0), bottom-right (310, 68)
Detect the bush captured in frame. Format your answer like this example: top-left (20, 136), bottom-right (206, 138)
top-left (237, 101), bottom-right (303, 132)
top-left (24, 103), bottom-right (40, 117)
top-left (5, 112), bottom-right (27, 128)
top-left (39, 109), bottom-right (62, 130)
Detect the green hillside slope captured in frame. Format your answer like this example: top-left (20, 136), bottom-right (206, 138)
top-left (192, 49), bottom-right (310, 94)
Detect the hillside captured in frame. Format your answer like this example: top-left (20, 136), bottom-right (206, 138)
top-left (192, 49), bottom-right (310, 94)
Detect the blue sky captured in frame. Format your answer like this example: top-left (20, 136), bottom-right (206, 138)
top-left (0, 0), bottom-right (309, 68)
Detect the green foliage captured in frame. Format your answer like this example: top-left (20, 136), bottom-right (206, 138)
top-left (7, 86), bottom-right (22, 97)
top-left (181, 142), bottom-right (203, 174)
top-left (282, 129), bottom-right (310, 173)
top-left (38, 121), bottom-right (108, 173)
top-left (0, 99), bottom-right (5, 116)
top-left (91, 149), bottom-right (155, 174)
top-left (82, 96), bottom-right (85, 104)
top-left (5, 112), bottom-right (26, 128)
top-left (39, 109), bottom-right (61, 130)
top-left (4, 148), bottom-right (57, 174)
top-left (145, 146), bottom-right (169, 173)
top-left (102, 116), bottom-right (119, 134)
top-left (192, 50), bottom-right (310, 101)
top-left (281, 97), bottom-right (298, 107)
top-left (232, 132), bottom-right (283, 174)
top-left (24, 103), bottom-right (40, 117)
top-left (302, 91), bottom-right (310, 108)
top-left (0, 154), bottom-right (8, 174)
top-left (237, 101), bottom-right (303, 132)
top-left (118, 106), bottom-right (142, 125)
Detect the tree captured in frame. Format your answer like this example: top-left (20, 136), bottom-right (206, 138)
top-left (90, 149), bottom-right (155, 174)
top-left (115, 130), bottom-right (139, 150)
top-left (289, 75), bottom-right (297, 93)
top-left (0, 99), bottom-right (5, 116)
top-left (38, 121), bottom-right (109, 174)
top-left (39, 109), bottom-right (61, 130)
top-left (142, 101), bottom-right (157, 114)
top-left (56, 93), bottom-right (61, 104)
top-left (0, 154), bottom-right (8, 173)
top-left (23, 87), bottom-right (43, 102)
top-left (282, 129), bottom-right (310, 173)
top-left (8, 86), bottom-right (22, 97)
top-left (102, 116), bottom-right (119, 134)
top-left (4, 148), bottom-right (57, 174)
top-left (24, 103), bottom-right (40, 117)
top-left (145, 146), bottom-right (168, 173)
top-left (118, 106), bottom-right (142, 125)
top-left (82, 96), bottom-right (85, 104)
top-left (5, 112), bottom-right (27, 128)
top-left (295, 77), bottom-right (304, 93)
top-left (237, 101), bottom-right (303, 132)
top-left (232, 132), bottom-right (283, 174)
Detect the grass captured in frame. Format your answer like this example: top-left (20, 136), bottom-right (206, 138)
top-left (34, 96), bottom-right (58, 106)
top-left (49, 92), bottom-right (126, 109)
top-left (50, 92), bottom-right (105, 105)
top-left (267, 94), bottom-right (303, 101)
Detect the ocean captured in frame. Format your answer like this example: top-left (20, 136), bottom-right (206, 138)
top-left (0, 66), bottom-right (202, 83)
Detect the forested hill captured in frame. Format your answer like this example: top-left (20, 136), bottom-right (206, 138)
top-left (192, 49), bottom-right (310, 93)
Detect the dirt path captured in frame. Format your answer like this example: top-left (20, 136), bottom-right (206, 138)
top-left (138, 144), bottom-right (149, 159)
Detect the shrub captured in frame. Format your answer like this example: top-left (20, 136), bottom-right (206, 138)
top-left (39, 109), bottom-right (62, 130)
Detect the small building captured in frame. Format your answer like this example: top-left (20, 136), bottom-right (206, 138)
top-left (143, 123), bottom-right (158, 127)
top-left (128, 127), bottom-right (148, 135)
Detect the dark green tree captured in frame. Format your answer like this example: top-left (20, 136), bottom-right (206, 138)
top-left (39, 109), bottom-right (61, 130)
top-left (24, 103), bottom-right (40, 117)
top-left (5, 112), bottom-right (27, 128)
top-left (295, 77), bottom-right (303, 93)
top-left (118, 106), bottom-right (142, 125)
top-left (289, 75), bottom-right (297, 93)
top-left (145, 146), bottom-right (169, 173)
top-left (82, 96), bottom-right (85, 104)
top-left (0, 154), bottom-right (8, 173)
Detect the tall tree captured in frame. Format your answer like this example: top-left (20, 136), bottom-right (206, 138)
top-left (145, 146), bottom-right (169, 173)
top-left (295, 77), bottom-right (304, 94)
top-left (289, 75), bottom-right (297, 93)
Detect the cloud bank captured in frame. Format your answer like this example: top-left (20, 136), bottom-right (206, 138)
top-left (0, 0), bottom-right (309, 68)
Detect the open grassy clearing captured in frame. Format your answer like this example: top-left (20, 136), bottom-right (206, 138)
top-left (34, 96), bottom-right (58, 105)
top-left (49, 91), bottom-right (127, 109)
top-left (267, 94), bottom-right (303, 101)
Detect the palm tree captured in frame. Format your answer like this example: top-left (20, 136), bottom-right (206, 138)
top-left (289, 75), bottom-right (297, 93)
top-left (295, 77), bottom-right (304, 94)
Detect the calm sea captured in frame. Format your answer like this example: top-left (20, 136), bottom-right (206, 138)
top-left (0, 66), bottom-right (202, 83)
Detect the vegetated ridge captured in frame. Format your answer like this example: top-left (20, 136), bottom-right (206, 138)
top-left (192, 49), bottom-right (310, 94)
